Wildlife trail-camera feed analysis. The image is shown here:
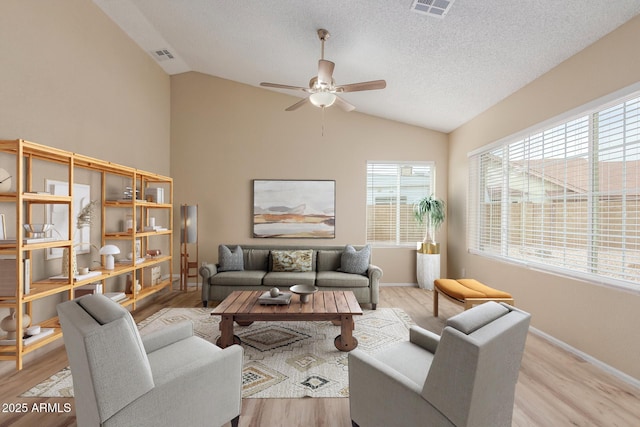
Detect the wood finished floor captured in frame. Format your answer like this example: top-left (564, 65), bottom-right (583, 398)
top-left (1, 286), bottom-right (639, 427)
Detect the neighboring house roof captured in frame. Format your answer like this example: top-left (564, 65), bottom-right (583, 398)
top-left (482, 156), bottom-right (640, 201)
top-left (526, 158), bottom-right (640, 195)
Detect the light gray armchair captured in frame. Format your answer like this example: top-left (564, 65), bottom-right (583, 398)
top-left (348, 302), bottom-right (531, 427)
top-left (57, 294), bottom-right (243, 427)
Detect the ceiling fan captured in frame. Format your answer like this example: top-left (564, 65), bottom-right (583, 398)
top-left (260, 29), bottom-right (386, 112)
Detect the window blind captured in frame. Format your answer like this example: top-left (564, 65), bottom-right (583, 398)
top-left (468, 93), bottom-right (640, 289)
top-left (367, 161), bottom-right (434, 246)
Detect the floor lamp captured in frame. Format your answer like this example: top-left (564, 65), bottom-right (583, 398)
top-left (180, 204), bottom-right (198, 292)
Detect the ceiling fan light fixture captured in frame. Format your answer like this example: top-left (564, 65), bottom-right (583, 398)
top-left (309, 92), bottom-right (336, 108)
top-left (261, 28), bottom-right (385, 113)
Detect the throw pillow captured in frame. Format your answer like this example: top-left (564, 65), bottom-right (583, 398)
top-left (271, 250), bottom-right (313, 272)
top-left (218, 245), bottom-right (244, 272)
top-left (317, 250), bottom-right (342, 272)
top-left (340, 245), bottom-right (370, 275)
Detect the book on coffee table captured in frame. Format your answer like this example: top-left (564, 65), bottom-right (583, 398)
top-left (258, 291), bottom-right (292, 305)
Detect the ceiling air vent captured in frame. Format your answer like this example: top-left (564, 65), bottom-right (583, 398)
top-left (150, 48), bottom-right (175, 62)
top-left (410, 0), bottom-right (456, 18)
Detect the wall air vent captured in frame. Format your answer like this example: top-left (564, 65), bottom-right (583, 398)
top-left (410, 0), bottom-right (456, 19)
top-left (150, 48), bottom-right (175, 62)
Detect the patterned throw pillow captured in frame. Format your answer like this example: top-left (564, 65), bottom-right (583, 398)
top-left (271, 250), bottom-right (313, 272)
top-left (218, 245), bottom-right (244, 271)
top-left (340, 245), bottom-right (370, 275)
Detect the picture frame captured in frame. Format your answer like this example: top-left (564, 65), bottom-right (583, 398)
top-left (46, 180), bottom-right (91, 259)
top-left (253, 179), bottom-right (335, 238)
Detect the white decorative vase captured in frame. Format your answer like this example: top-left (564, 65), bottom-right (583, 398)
top-left (62, 247), bottom-right (78, 277)
top-left (0, 308), bottom-right (31, 340)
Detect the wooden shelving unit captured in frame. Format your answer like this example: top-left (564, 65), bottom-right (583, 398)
top-left (0, 139), bottom-right (173, 370)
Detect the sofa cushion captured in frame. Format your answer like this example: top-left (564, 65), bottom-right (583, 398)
top-left (317, 250), bottom-right (342, 272)
top-left (244, 248), bottom-right (270, 271)
top-left (340, 245), bottom-right (370, 275)
top-left (209, 270), bottom-right (266, 286)
top-left (263, 271), bottom-right (316, 287)
top-left (271, 249), bottom-right (313, 272)
top-left (218, 245), bottom-right (244, 272)
top-left (316, 271), bottom-right (370, 288)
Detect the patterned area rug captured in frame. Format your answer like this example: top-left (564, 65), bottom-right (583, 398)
top-left (22, 307), bottom-right (413, 399)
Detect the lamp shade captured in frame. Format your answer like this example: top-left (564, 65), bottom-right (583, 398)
top-left (309, 92), bottom-right (336, 108)
top-left (181, 205), bottom-right (198, 244)
top-left (99, 245), bottom-right (120, 255)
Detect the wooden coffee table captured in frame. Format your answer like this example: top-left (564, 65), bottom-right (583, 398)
top-left (211, 290), bottom-right (363, 351)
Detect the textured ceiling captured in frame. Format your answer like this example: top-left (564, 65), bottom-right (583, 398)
top-left (93, 0), bottom-right (640, 133)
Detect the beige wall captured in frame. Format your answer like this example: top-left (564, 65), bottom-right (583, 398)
top-left (170, 72), bottom-right (448, 283)
top-left (0, 0), bottom-right (170, 324)
top-left (448, 15), bottom-right (640, 380)
top-left (0, 0), bottom-right (170, 174)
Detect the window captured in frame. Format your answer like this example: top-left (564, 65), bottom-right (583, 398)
top-left (468, 90), bottom-right (640, 290)
top-left (367, 161), bottom-right (435, 246)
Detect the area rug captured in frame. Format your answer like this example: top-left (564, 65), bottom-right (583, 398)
top-left (22, 307), bottom-right (413, 399)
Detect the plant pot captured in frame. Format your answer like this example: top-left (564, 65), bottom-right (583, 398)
top-left (416, 252), bottom-right (440, 290)
top-left (418, 242), bottom-right (440, 254)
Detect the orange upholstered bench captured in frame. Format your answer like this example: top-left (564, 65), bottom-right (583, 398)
top-left (433, 278), bottom-right (514, 317)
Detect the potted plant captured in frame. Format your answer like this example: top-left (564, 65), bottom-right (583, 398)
top-left (414, 194), bottom-right (445, 254)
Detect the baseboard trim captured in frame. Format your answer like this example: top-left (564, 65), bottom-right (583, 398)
top-left (171, 278), bottom-right (199, 290)
top-left (529, 326), bottom-right (640, 390)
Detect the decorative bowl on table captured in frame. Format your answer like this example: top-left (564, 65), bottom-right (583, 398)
top-left (23, 223), bottom-right (54, 238)
top-left (289, 284), bottom-right (318, 303)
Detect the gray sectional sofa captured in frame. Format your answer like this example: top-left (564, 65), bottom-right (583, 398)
top-left (199, 244), bottom-right (382, 309)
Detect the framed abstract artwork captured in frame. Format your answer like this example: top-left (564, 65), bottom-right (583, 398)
top-left (253, 180), bottom-right (335, 238)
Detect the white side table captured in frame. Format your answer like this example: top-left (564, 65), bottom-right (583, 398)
top-left (416, 252), bottom-right (440, 290)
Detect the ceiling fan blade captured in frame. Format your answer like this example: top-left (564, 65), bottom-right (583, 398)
top-left (317, 60), bottom-right (335, 85)
top-left (336, 79), bottom-right (386, 93)
top-left (260, 82), bottom-right (308, 92)
top-left (333, 96), bottom-right (356, 112)
top-left (285, 97), bottom-right (310, 111)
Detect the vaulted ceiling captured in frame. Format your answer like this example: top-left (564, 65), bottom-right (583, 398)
top-left (94, 0), bottom-right (640, 133)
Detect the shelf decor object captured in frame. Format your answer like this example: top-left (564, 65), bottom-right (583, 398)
top-left (23, 223), bottom-right (53, 239)
top-left (99, 245), bottom-right (120, 270)
top-left (0, 167), bottom-right (12, 192)
top-left (0, 214), bottom-right (5, 240)
top-left (46, 180), bottom-right (91, 259)
top-left (61, 247), bottom-right (78, 277)
top-left (180, 204), bottom-right (198, 292)
top-left (0, 308), bottom-right (31, 340)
